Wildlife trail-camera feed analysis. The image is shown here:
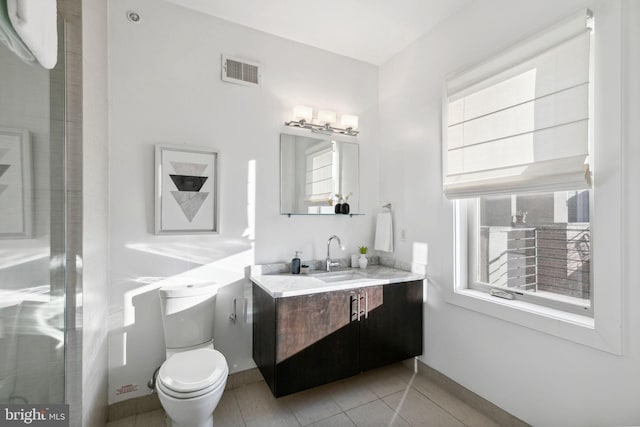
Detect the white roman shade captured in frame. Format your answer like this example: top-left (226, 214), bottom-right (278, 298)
top-left (305, 142), bottom-right (336, 202)
top-left (443, 10), bottom-right (593, 199)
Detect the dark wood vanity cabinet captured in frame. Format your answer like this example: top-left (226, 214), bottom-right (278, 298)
top-left (252, 280), bottom-right (423, 397)
top-left (359, 280), bottom-right (423, 371)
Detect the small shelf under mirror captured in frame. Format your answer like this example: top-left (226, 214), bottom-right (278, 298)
top-left (283, 213), bottom-right (364, 218)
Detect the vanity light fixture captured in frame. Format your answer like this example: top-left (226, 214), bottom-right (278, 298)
top-left (340, 114), bottom-right (359, 131)
top-left (317, 110), bottom-right (337, 125)
top-left (285, 106), bottom-right (359, 136)
top-left (293, 105), bottom-right (313, 122)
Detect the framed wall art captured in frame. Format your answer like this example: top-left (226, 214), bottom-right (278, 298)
top-left (0, 127), bottom-right (33, 239)
top-left (155, 144), bottom-right (218, 234)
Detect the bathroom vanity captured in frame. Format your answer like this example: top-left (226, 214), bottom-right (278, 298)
top-left (251, 265), bottom-right (424, 397)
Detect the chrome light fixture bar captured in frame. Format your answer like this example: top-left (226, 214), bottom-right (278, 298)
top-left (285, 106), bottom-right (359, 136)
top-left (285, 119), bottom-right (359, 136)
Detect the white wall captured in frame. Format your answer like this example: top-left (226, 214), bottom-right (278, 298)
top-left (107, 0), bottom-right (379, 404)
top-left (378, 0), bottom-right (640, 425)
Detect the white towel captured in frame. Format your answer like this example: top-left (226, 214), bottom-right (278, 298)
top-left (0, 0), bottom-right (35, 64)
top-left (374, 212), bottom-right (394, 252)
top-left (7, 0), bottom-right (57, 69)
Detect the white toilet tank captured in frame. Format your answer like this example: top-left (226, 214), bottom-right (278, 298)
top-left (159, 282), bottom-right (218, 352)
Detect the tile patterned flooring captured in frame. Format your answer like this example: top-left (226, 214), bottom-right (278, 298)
top-left (106, 363), bottom-right (502, 427)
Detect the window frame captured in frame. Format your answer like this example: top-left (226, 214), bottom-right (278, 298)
top-left (464, 194), bottom-right (594, 317)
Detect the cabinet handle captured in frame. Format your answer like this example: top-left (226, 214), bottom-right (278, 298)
top-left (350, 294), bottom-right (358, 322)
top-left (229, 298), bottom-right (237, 323)
top-left (364, 291), bottom-right (369, 319)
top-left (350, 292), bottom-right (369, 322)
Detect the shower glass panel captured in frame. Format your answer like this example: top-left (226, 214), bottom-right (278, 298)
top-left (0, 20), bottom-right (66, 404)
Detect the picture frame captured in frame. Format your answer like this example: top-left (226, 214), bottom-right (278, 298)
top-left (155, 144), bottom-right (218, 234)
top-left (0, 127), bottom-right (33, 239)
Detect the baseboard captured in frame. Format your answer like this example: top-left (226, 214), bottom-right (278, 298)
top-left (107, 367), bottom-right (263, 422)
top-left (402, 358), bottom-right (529, 427)
top-left (108, 361), bottom-right (527, 425)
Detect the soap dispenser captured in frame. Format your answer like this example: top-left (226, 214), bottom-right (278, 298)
top-left (291, 251), bottom-right (302, 274)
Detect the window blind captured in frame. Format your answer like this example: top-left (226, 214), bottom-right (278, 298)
top-left (305, 144), bottom-right (336, 202)
top-left (443, 10), bottom-right (593, 199)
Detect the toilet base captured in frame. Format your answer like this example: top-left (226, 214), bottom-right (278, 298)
top-left (166, 413), bottom-right (213, 427)
top-left (157, 376), bottom-right (225, 427)
top-left (156, 348), bottom-right (228, 427)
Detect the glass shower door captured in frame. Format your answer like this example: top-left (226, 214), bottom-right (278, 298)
top-left (0, 19), bottom-right (66, 405)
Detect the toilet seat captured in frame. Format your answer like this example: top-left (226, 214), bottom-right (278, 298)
top-left (158, 348), bottom-right (228, 399)
top-left (157, 376), bottom-right (221, 399)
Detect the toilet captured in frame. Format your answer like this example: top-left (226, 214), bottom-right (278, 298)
top-left (156, 283), bottom-right (229, 427)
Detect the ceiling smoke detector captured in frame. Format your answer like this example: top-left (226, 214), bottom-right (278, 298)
top-left (127, 11), bottom-right (141, 23)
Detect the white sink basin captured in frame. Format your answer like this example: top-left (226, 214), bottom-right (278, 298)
top-left (314, 270), bottom-right (368, 283)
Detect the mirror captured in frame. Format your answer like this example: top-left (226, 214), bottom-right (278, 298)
top-left (280, 133), bottom-right (359, 215)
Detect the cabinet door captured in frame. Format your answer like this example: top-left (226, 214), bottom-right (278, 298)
top-left (274, 289), bottom-right (360, 396)
top-left (359, 280), bottom-right (423, 371)
top-left (253, 283), bottom-right (277, 394)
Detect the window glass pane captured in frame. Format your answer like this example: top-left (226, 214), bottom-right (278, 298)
top-left (478, 190), bottom-right (590, 302)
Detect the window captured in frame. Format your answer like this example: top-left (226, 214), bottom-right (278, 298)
top-left (304, 141), bottom-right (338, 213)
top-left (445, 10), bottom-right (595, 315)
top-left (467, 190), bottom-right (591, 315)
top-left (441, 6), bottom-right (624, 354)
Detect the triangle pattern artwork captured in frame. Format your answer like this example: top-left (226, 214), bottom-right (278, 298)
top-left (170, 175), bottom-right (208, 192)
top-left (0, 148), bottom-right (8, 161)
top-left (0, 184), bottom-right (6, 197)
top-left (171, 191), bottom-right (209, 222)
top-left (171, 161), bottom-right (208, 176)
top-left (0, 164), bottom-right (9, 179)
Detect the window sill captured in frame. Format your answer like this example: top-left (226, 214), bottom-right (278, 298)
top-left (444, 286), bottom-right (620, 354)
top-left (456, 288), bottom-right (593, 326)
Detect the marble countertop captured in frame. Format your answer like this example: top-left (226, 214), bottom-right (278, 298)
top-left (251, 265), bottom-right (424, 298)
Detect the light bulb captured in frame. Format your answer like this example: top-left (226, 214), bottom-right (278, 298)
top-left (340, 114), bottom-right (359, 130)
top-left (318, 110), bottom-right (337, 125)
top-left (293, 105), bottom-right (312, 122)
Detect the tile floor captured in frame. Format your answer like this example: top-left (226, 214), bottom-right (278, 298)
top-left (106, 363), bottom-right (502, 427)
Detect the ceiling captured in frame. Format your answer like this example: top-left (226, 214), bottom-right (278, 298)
top-left (164, 0), bottom-right (473, 65)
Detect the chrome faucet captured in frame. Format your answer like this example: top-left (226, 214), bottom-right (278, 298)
top-left (326, 235), bottom-right (343, 272)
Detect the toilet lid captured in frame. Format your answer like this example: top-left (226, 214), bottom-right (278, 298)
top-left (159, 348), bottom-right (228, 393)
